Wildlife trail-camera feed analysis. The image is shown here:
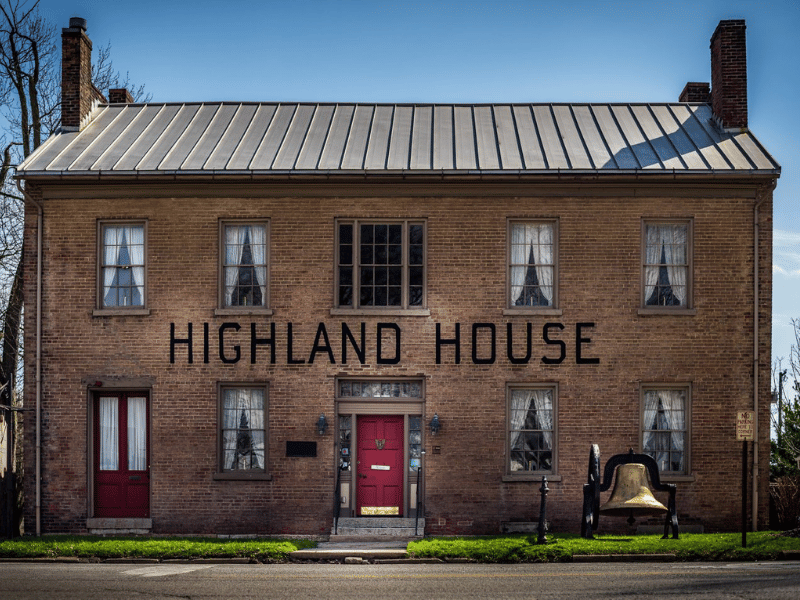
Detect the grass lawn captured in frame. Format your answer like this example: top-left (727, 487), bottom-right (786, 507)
top-left (407, 532), bottom-right (800, 563)
top-left (0, 536), bottom-right (315, 562)
top-left (1, 532), bottom-right (799, 563)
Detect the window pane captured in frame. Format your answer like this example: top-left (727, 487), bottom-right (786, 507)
top-left (127, 397), bottom-right (147, 471)
top-left (361, 244), bottom-right (373, 264)
top-left (99, 397), bottom-right (119, 471)
top-left (361, 224), bottom-right (373, 244)
top-left (339, 244), bottom-right (352, 265)
top-left (389, 224), bottom-right (402, 244)
top-left (339, 224), bottom-right (353, 244)
top-left (409, 224), bottom-right (423, 245)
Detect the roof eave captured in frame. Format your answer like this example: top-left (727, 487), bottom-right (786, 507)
top-left (15, 168), bottom-right (781, 183)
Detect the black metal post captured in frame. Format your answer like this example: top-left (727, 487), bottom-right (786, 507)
top-left (537, 476), bottom-right (548, 544)
top-left (742, 440), bottom-right (747, 548)
top-left (415, 450), bottom-right (425, 536)
top-left (334, 463), bottom-right (342, 536)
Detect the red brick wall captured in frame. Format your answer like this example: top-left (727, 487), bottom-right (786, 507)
top-left (61, 23), bottom-right (102, 129)
top-left (711, 20), bottom-right (748, 130)
top-left (23, 181), bottom-right (773, 535)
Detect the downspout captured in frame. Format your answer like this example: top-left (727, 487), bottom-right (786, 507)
top-left (16, 179), bottom-right (42, 537)
top-left (752, 180), bottom-right (775, 531)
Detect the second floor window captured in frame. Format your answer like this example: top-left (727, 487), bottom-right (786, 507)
top-left (222, 222), bottom-right (268, 308)
top-left (336, 220), bottom-right (425, 309)
top-left (643, 221), bottom-right (690, 308)
top-left (100, 222), bottom-right (145, 308)
top-left (509, 221), bottom-right (556, 308)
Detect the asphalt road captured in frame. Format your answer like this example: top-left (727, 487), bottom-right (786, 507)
top-left (2, 560), bottom-right (800, 599)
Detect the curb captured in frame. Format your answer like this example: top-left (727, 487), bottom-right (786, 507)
top-left (572, 554), bottom-right (676, 563)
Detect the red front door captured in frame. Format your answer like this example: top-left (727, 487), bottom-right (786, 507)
top-left (357, 415), bottom-right (404, 516)
top-left (94, 393), bottom-right (150, 518)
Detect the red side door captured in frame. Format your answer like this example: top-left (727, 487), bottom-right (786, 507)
top-left (94, 393), bottom-right (150, 518)
top-left (356, 415), bottom-right (404, 516)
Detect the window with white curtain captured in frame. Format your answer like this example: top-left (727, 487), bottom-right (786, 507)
top-left (221, 222), bottom-right (269, 309)
top-left (508, 221), bottom-right (556, 309)
top-left (97, 394), bottom-right (147, 472)
top-left (219, 385), bottom-right (268, 475)
top-left (507, 384), bottom-right (556, 476)
top-left (642, 386), bottom-right (689, 475)
top-left (100, 223), bottom-right (146, 308)
top-left (643, 221), bottom-right (691, 308)
top-left (336, 219), bottom-right (425, 309)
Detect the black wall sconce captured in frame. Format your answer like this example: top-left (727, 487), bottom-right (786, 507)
top-left (317, 413), bottom-right (328, 436)
top-left (429, 413), bottom-right (441, 436)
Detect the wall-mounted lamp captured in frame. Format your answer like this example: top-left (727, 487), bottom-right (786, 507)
top-left (429, 413), bottom-right (441, 436)
top-left (317, 413), bottom-right (328, 436)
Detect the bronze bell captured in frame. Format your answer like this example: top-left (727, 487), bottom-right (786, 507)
top-left (599, 463), bottom-right (668, 525)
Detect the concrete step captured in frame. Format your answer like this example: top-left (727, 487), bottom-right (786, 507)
top-left (332, 517), bottom-right (425, 537)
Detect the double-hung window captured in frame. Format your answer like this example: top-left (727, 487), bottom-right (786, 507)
top-left (641, 385), bottom-right (690, 476)
top-left (220, 221), bottom-right (269, 311)
top-left (508, 220), bottom-right (557, 310)
top-left (506, 384), bottom-right (557, 477)
top-left (98, 222), bottom-right (146, 310)
top-left (335, 220), bottom-right (425, 310)
top-left (642, 220), bottom-right (691, 310)
top-left (215, 384), bottom-right (270, 480)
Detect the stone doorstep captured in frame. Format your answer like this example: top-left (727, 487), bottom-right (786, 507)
top-left (332, 517), bottom-right (424, 537)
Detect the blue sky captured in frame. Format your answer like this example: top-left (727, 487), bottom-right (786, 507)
top-left (32, 0), bottom-right (800, 390)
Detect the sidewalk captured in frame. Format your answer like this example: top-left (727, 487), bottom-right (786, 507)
top-left (288, 539), bottom-right (411, 562)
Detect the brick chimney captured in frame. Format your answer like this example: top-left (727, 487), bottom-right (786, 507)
top-left (679, 82), bottom-right (710, 103)
top-left (108, 88), bottom-right (133, 104)
top-left (61, 17), bottom-right (105, 130)
top-left (710, 19), bottom-right (748, 130)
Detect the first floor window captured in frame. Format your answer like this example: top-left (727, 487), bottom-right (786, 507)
top-left (100, 222), bottom-right (145, 308)
top-left (509, 221), bottom-right (556, 308)
top-left (336, 219), bottom-right (425, 309)
top-left (642, 386), bottom-right (688, 475)
top-left (507, 385), bottom-right (556, 475)
top-left (643, 221), bottom-right (690, 308)
top-left (222, 222), bottom-right (268, 308)
top-left (220, 385), bottom-right (267, 473)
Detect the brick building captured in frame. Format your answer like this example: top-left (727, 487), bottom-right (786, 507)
top-left (17, 19), bottom-right (779, 536)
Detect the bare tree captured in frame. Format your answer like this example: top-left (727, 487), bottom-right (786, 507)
top-left (771, 319), bottom-right (800, 530)
top-left (1, 0), bottom-right (148, 535)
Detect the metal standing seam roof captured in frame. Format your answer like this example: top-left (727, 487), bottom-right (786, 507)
top-left (16, 102), bottom-right (781, 178)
